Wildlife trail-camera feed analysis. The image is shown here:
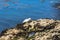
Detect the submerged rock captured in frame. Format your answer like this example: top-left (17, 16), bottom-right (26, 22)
top-left (53, 3), bottom-right (60, 9)
top-left (0, 19), bottom-right (60, 40)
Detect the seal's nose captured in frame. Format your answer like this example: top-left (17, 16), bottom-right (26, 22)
top-left (53, 3), bottom-right (60, 9)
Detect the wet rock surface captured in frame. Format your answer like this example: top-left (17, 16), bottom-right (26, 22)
top-left (0, 19), bottom-right (60, 40)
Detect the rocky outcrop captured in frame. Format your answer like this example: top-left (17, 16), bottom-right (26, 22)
top-left (0, 19), bottom-right (60, 40)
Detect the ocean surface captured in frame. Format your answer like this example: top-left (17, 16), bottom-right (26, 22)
top-left (0, 0), bottom-right (60, 32)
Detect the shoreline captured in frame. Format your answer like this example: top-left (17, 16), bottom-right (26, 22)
top-left (0, 18), bottom-right (60, 40)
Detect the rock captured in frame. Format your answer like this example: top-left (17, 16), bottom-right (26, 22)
top-left (53, 3), bottom-right (60, 9)
top-left (0, 19), bottom-right (60, 40)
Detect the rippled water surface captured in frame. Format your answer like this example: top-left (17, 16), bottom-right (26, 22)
top-left (0, 0), bottom-right (60, 32)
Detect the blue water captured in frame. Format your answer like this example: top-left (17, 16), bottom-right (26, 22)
top-left (0, 0), bottom-right (60, 32)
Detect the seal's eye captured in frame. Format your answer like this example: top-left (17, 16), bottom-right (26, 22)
top-left (53, 3), bottom-right (60, 9)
